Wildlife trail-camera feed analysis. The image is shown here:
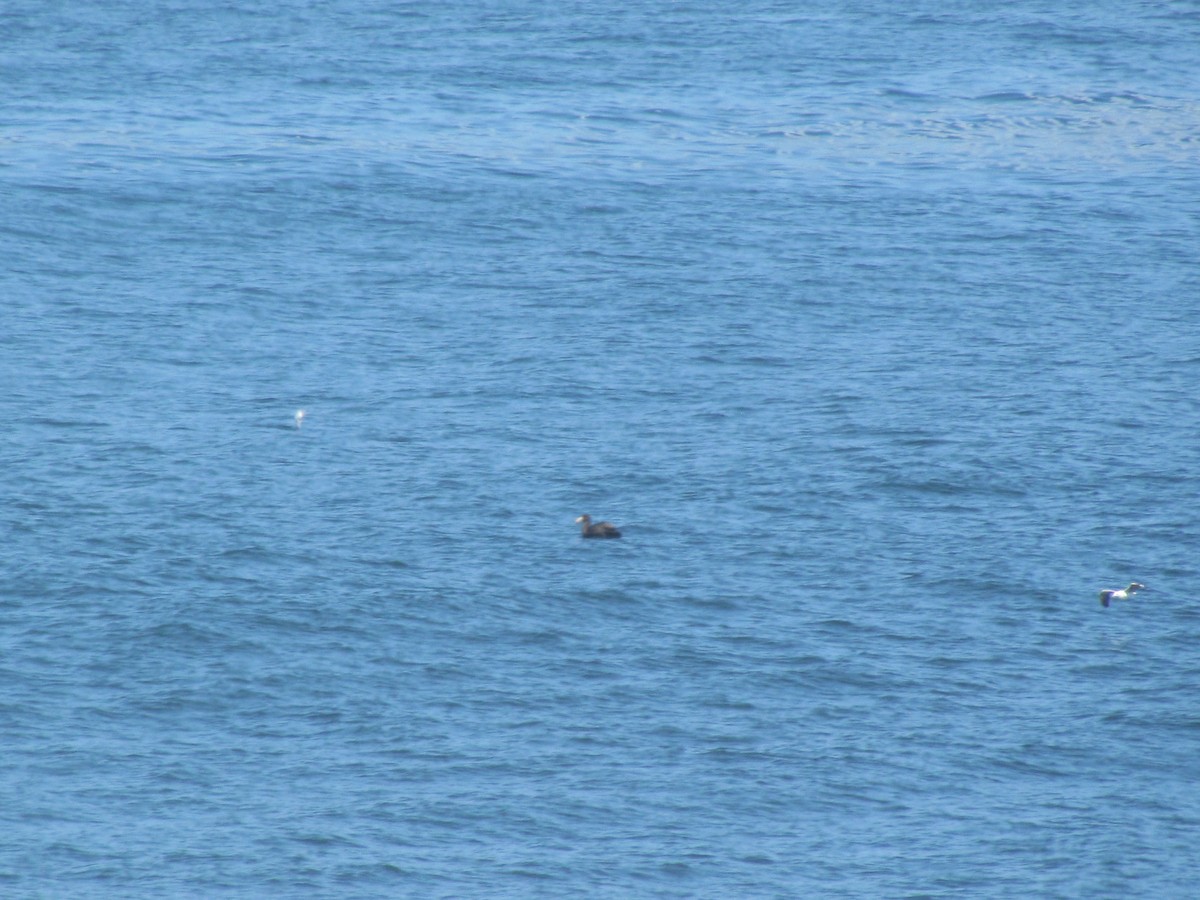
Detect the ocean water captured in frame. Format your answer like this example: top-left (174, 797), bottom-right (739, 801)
top-left (3, 1), bottom-right (1200, 896)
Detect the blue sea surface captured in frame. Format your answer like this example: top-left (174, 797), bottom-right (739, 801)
top-left (3, 1), bottom-right (1200, 896)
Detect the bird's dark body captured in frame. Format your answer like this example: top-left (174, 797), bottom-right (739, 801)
top-left (576, 515), bottom-right (621, 539)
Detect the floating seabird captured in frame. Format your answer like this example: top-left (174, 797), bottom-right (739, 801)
top-left (576, 515), bottom-right (621, 539)
top-left (294, 409), bottom-right (307, 428)
top-left (1099, 582), bottom-right (1145, 608)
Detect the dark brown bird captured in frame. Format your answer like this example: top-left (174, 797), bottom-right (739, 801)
top-left (575, 514), bottom-right (621, 539)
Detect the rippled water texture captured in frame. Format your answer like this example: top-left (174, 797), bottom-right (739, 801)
top-left (3, 1), bottom-right (1200, 896)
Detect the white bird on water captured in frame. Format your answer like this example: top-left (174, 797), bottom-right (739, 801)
top-left (1099, 582), bottom-right (1145, 608)
top-left (294, 409), bottom-right (307, 429)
